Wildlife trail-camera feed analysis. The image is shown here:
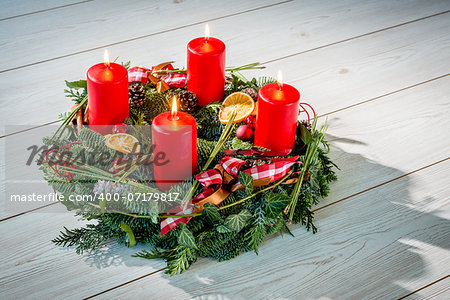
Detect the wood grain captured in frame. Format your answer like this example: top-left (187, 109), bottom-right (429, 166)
top-left (1, 74), bottom-right (448, 299)
top-left (1, 1), bottom-right (449, 298)
top-left (0, 0), bottom-right (283, 71)
top-left (1, 14), bottom-right (449, 218)
top-left (0, 207), bottom-right (166, 299)
top-left (85, 153), bottom-right (450, 299)
top-left (1, 0), bottom-right (449, 129)
top-left (402, 275), bottom-right (450, 300)
top-left (0, 0), bottom-right (87, 20)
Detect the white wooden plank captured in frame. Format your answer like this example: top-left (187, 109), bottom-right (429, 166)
top-left (1, 0), bottom-right (449, 129)
top-left (403, 276), bottom-right (450, 300)
top-left (0, 206), bottom-right (167, 299)
top-left (0, 72), bottom-right (448, 299)
top-left (0, 0), bottom-right (282, 71)
top-left (95, 154), bottom-right (450, 299)
top-left (1, 14), bottom-right (449, 219)
top-left (0, 0), bottom-right (84, 20)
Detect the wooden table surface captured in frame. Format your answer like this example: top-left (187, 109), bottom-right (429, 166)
top-left (1, 0), bottom-right (449, 299)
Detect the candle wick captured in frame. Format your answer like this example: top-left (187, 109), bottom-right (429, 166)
top-left (277, 82), bottom-right (283, 89)
top-left (171, 112), bottom-right (179, 121)
top-left (104, 62), bottom-right (110, 68)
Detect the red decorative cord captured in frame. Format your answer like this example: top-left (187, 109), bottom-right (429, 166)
top-left (39, 142), bottom-right (82, 180)
top-left (298, 102), bottom-right (316, 124)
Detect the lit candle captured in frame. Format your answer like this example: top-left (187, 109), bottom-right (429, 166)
top-left (152, 97), bottom-right (198, 191)
top-left (254, 71), bottom-right (300, 156)
top-left (87, 50), bottom-right (129, 134)
top-left (187, 24), bottom-right (225, 106)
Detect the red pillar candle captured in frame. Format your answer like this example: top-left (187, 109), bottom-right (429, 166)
top-left (87, 50), bottom-right (128, 133)
top-left (152, 97), bottom-right (198, 191)
top-left (254, 72), bottom-right (300, 156)
top-left (187, 24), bottom-right (225, 106)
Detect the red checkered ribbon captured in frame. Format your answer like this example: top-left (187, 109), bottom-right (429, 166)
top-left (195, 169), bottom-right (223, 189)
top-left (192, 156), bottom-right (300, 204)
top-left (220, 156), bottom-right (246, 176)
top-left (151, 63), bottom-right (186, 88)
top-left (160, 206), bottom-right (194, 237)
top-left (128, 66), bottom-right (149, 84)
top-left (160, 156), bottom-right (300, 236)
top-left (242, 156), bottom-right (299, 182)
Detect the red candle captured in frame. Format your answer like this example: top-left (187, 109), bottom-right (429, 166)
top-left (254, 72), bottom-right (300, 156)
top-left (152, 97), bottom-right (198, 191)
top-left (187, 24), bottom-right (225, 106)
top-left (87, 50), bottom-right (128, 134)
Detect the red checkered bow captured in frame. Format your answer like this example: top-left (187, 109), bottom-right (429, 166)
top-left (151, 63), bottom-right (186, 88)
top-left (160, 206), bottom-right (194, 237)
top-left (160, 156), bottom-right (301, 236)
top-left (191, 156), bottom-right (300, 206)
top-left (128, 66), bottom-right (149, 84)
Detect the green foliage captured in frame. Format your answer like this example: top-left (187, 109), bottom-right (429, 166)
top-left (224, 209), bottom-right (252, 233)
top-left (120, 222), bottom-right (136, 247)
top-left (239, 172), bottom-right (253, 196)
top-left (64, 80), bottom-right (87, 105)
top-left (193, 103), bottom-right (224, 141)
top-left (45, 70), bottom-right (338, 276)
top-left (225, 73), bottom-right (275, 96)
top-left (265, 192), bottom-right (291, 219)
top-left (52, 223), bottom-right (120, 254)
top-left (78, 127), bottom-right (110, 153)
top-left (299, 123), bottom-right (313, 145)
top-left (65, 80), bottom-right (87, 89)
top-left (166, 246), bottom-right (198, 275)
top-left (202, 203), bottom-right (221, 223)
top-left (177, 224), bottom-right (197, 249)
top-left (245, 200), bottom-right (267, 254)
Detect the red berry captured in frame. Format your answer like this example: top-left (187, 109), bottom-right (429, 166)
top-left (245, 115), bottom-right (256, 128)
top-left (112, 158), bottom-right (128, 173)
top-left (113, 123), bottom-right (128, 134)
top-left (236, 125), bottom-right (254, 141)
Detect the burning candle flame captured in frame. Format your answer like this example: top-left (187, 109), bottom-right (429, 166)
top-left (171, 96), bottom-right (178, 119)
top-left (277, 70), bottom-right (283, 88)
top-left (104, 49), bottom-right (110, 67)
top-left (205, 24), bottom-right (210, 41)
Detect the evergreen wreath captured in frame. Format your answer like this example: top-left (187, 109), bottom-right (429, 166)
top-left (39, 61), bottom-right (338, 275)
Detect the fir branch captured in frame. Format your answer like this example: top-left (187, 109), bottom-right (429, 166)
top-left (287, 116), bottom-right (328, 220)
top-left (152, 62), bottom-right (265, 75)
top-left (52, 224), bottom-right (117, 254)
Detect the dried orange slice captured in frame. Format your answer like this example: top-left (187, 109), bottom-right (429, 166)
top-left (105, 133), bottom-right (141, 155)
top-left (219, 92), bottom-right (255, 124)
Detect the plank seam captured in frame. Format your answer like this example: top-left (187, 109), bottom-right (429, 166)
top-left (396, 274), bottom-right (450, 300)
top-left (262, 10), bottom-right (450, 65)
top-left (0, 120), bottom-right (60, 139)
top-left (0, 0), bottom-right (93, 22)
top-left (82, 267), bottom-right (168, 300)
top-left (1, 72), bottom-right (448, 139)
top-left (312, 157), bottom-right (450, 213)
top-left (0, 0), bottom-right (293, 73)
top-left (1, 76), bottom-right (448, 221)
top-left (0, 201), bottom-right (59, 222)
top-left (319, 74), bottom-right (450, 117)
top-left (84, 157), bottom-right (450, 299)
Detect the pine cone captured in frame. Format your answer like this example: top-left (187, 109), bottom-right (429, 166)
top-left (177, 90), bottom-right (198, 113)
top-left (93, 180), bottom-right (133, 195)
top-left (241, 159), bottom-right (261, 170)
top-left (298, 120), bottom-right (312, 131)
top-left (241, 87), bottom-right (258, 100)
top-left (129, 82), bottom-right (146, 107)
